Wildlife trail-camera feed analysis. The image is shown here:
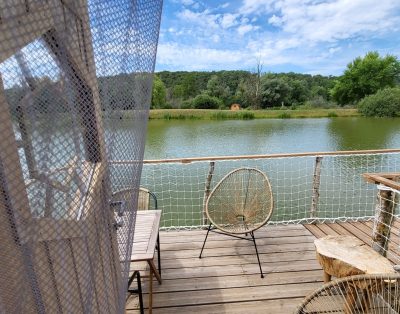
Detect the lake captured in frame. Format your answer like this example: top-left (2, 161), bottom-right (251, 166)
top-left (138, 117), bottom-right (400, 228)
top-left (144, 117), bottom-right (400, 159)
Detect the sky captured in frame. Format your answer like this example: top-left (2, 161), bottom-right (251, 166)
top-left (156, 0), bottom-right (400, 76)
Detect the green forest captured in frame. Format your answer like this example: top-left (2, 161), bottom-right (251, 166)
top-left (4, 52), bottom-right (400, 118)
top-left (152, 52), bottom-right (400, 117)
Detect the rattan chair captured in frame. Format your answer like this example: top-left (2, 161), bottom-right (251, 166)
top-left (295, 273), bottom-right (400, 314)
top-left (199, 167), bottom-right (274, 278)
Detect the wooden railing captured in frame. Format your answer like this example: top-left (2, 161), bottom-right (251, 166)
top-left (137, 148), bottom-right (400, 164)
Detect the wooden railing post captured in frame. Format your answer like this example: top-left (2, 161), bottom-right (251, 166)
top-left (310, 156), bottom-right (323, 220)
top-left (363, 173), bottom-right (400, 256)
top-left (372, 186), bottom-right (396, 256)
top-left (203, 161), bottom-right (215, 226)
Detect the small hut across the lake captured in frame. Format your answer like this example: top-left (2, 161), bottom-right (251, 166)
top-left (230, 103), bottom-right (241, 111)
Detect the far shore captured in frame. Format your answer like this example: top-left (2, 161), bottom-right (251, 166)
top-left (148, 108), bottom-right (360, 120)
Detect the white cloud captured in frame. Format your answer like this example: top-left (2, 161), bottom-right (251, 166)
top-left (268, 14), bottom-right (284, 27)
top-left (237, 24), bottom-right (258, 36)
top-left (157, 0), bottom-right (400, 75)
top-left (220, 13), bottom-right (239, 29)
top-left (329, 47), bottom-right (341, 54)
top-left (211, 34), bottom-right (220, 43)
top-left (264, 0), bottom-right (400, 44)
top-left (239, 0), bottom-right (273, 15)
top-left (157, 43), bottom-right (249, 70)
top-left (180, 0), bottom-right (195, 5)
top-left (177, 9), bottom-right (220, 29)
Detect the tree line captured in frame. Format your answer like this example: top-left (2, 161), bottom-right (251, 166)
top-left (152, 52), bottom-right (400, 117)
top-left (152, 70), bottom-right (336, 110)
top-left (4, 52), bottom-right (399, 118)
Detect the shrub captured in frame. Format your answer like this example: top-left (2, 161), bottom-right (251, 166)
top-left (181, 99), bottom-right (193, 109)
top-left (278, 112), bottom-right (291, 119)
top-left (161, 103), bottom-right (172, 109)
top-left (298, 102), bottom-right (313, 110)
top-left (192, 94), bottom-right (222, 109)
top-left (303, 96), bottom-right (336, 109)
top-left (358, 87), bottom-right (400, 117)
top-left (327, 111), bottom-right (338, 118)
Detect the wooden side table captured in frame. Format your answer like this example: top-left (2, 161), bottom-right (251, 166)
top-left (130, 210), bottom-right (162, 313)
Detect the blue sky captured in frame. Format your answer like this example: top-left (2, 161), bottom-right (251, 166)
top-left (156, 0), bottom-right (400, 75)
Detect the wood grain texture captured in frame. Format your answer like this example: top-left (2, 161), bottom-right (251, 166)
top-left (315, 235), bottom-right (395, 279)
top-left (126, 224), bottom-right (323, 313)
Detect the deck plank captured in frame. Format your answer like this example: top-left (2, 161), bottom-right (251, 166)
top-left (127, 221), bottom-right (400, 313)
top-left (127, 298), bottom-right (305, 314)
top-left (304, 224), bottom-right (326, 238)
top-left (128, 282), bottom-right (321, 309)
top-left (161, 250), bottom-right (316, 269)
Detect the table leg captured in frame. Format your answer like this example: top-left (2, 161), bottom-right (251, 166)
top-left (323, 271), bottom-right (331, 283)
top-left (149, 259), bottom-right (162, 284)
top-left (149, 268), bottom-right (153, 314)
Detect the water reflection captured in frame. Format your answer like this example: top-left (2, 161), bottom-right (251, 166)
top-left (145, 118), bottom-right (400, 159)
top-left (327, 118), bottom-right (400, 151)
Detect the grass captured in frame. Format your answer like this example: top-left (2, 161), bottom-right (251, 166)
top-left (211, 111), bottom-right (255, 120)
top-left (327, 111), bottom-right (338, 118)
top-left (278, 112), bottom-right (291, 119)
top-left (148, 108), bottom-right (360, 120)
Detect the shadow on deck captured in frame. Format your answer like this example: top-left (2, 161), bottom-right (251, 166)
top-left (126, 221), bottom-right (380, 313)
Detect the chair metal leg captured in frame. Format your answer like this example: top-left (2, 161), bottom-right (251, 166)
top-left (127, 271), bottom-right (144, 314)
top-left (199, 223), bottom-right (212, 258)
top-left (251, 231), bottom-right (264, 278)
top-left (157, 232), bottom-right (161, 276)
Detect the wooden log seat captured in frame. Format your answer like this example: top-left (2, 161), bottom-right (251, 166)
top-left (314, 235), bottom-right (396, 283)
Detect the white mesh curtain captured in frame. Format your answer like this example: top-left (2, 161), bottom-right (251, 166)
top-left (0, 0), bottom-right (162, 313)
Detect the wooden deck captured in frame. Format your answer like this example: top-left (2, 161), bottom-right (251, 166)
top-left (126, 221), bottom-right (380, 313)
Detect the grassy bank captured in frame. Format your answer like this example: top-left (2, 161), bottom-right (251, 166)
top-left (148, 108), bottom-right (359, 120)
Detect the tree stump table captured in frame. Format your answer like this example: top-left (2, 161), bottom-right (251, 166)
top-left (315, 235), bottom-right (395, 282)
top-left (314, 235), bottom-right (396, 314)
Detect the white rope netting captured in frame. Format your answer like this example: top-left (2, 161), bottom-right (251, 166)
top-left (110, 152), bottom-right (400, 230)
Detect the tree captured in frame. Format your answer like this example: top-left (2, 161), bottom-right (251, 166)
top-left (151, 75), bottom-right (166, 108)
top-left (181, 73), bottom-right (197, 99)
top-left (331, 52), bottom-right (400, 105)
top-left (261, 77), bottom-right (291, 108)
top-left (287, 79), bottom-right (308, 105)
top-left (205, 75), bottom-right (231, 103)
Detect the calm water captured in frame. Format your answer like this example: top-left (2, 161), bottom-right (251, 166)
top-left (144, 117), bottom-right (400, 159)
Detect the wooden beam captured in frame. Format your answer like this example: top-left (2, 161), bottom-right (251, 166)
top-left (34, 218), bottom-right (86, 242)
top-left (362, 173), bottom-right (400, 191)
top-left (0, 3), bottom-right (54, 63)
top-left (43, 29), bottom-right (102, 162)
top-left (0, 76), bottom-right (32, 225)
